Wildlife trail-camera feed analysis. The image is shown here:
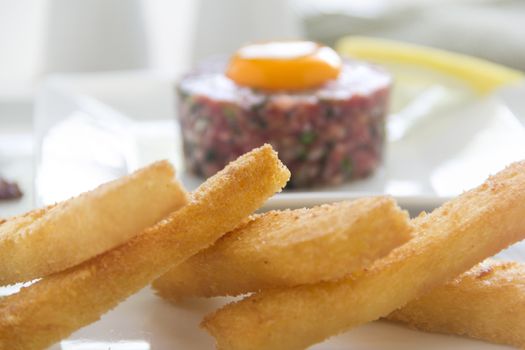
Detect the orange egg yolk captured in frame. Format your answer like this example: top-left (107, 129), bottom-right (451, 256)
top-left (226, 41), bottom-right (342, 91)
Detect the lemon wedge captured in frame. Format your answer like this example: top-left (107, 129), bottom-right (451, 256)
top-left (337, 36), bottom-right (523, 95)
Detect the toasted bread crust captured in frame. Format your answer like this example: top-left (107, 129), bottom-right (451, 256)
top-left (0, 161), bottom-right (184, 285)
top-left (388, 259), bottom-right (525, 348)
top-left (203, 161), bottom-right (525, 350)
top-left (153, 197), bottom-right (412, 298)
top-left (0, 145), bottom-right (290, 350)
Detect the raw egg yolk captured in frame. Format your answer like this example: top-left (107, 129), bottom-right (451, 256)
top-left (226, 41), bottom-right (342, 91)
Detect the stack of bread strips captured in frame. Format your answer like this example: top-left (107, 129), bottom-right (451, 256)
top-left (0, 145), bottom-right (290, 350)
top-left (153, 161), bottom-right (525, 349)
top-left (1, 145), bottom-right (524, 350)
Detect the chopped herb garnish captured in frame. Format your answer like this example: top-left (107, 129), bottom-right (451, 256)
top-left (341, 158), bottom-right (353, 175)
top-left (188, 96), bottom-right (202, 114)
top-left (223, 106), bottom-right (237, 121)
top-left (326, 106), bottom-right (335, 119)
top-left (205, 150), bottom-right (217, 162)
top-left (300, 131), bottom-right (316, 145)
top-left (253, 117), bottom-right (268, 129)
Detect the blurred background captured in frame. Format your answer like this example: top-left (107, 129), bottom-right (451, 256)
top-left (2, 0), bottom-right (524, 122)
top-left (1, 0), bottom-right (524, 215)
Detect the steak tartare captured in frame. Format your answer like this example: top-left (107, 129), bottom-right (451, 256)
top-left (177, 43), bottom-right (391, 188)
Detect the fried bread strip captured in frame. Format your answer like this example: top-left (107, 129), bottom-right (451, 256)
top-left (0, 145), bottom-right (290, 350)
top-left (203, 161), bottom-right (525, 350)
top-left (153, 197), bottom-right (412, 299)
top-left (0, 161), bottom-right (184, 285)
top-left (388, 259), bottom-right (525, 348)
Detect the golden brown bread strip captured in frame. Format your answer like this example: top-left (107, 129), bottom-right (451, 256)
top-left (0, 161), bottom-right (184, 285)
top-left (203, 161), bottom-right (525, 350)
top-left (153, 197), bottom-right (412, 299)
top-left (0, 145), bottom-right (290, 350)
top-left (388, 259), bottom-right (525, 348)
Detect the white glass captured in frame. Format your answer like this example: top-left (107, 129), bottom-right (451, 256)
top-left (34, 78), bottom-right (137, 206)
